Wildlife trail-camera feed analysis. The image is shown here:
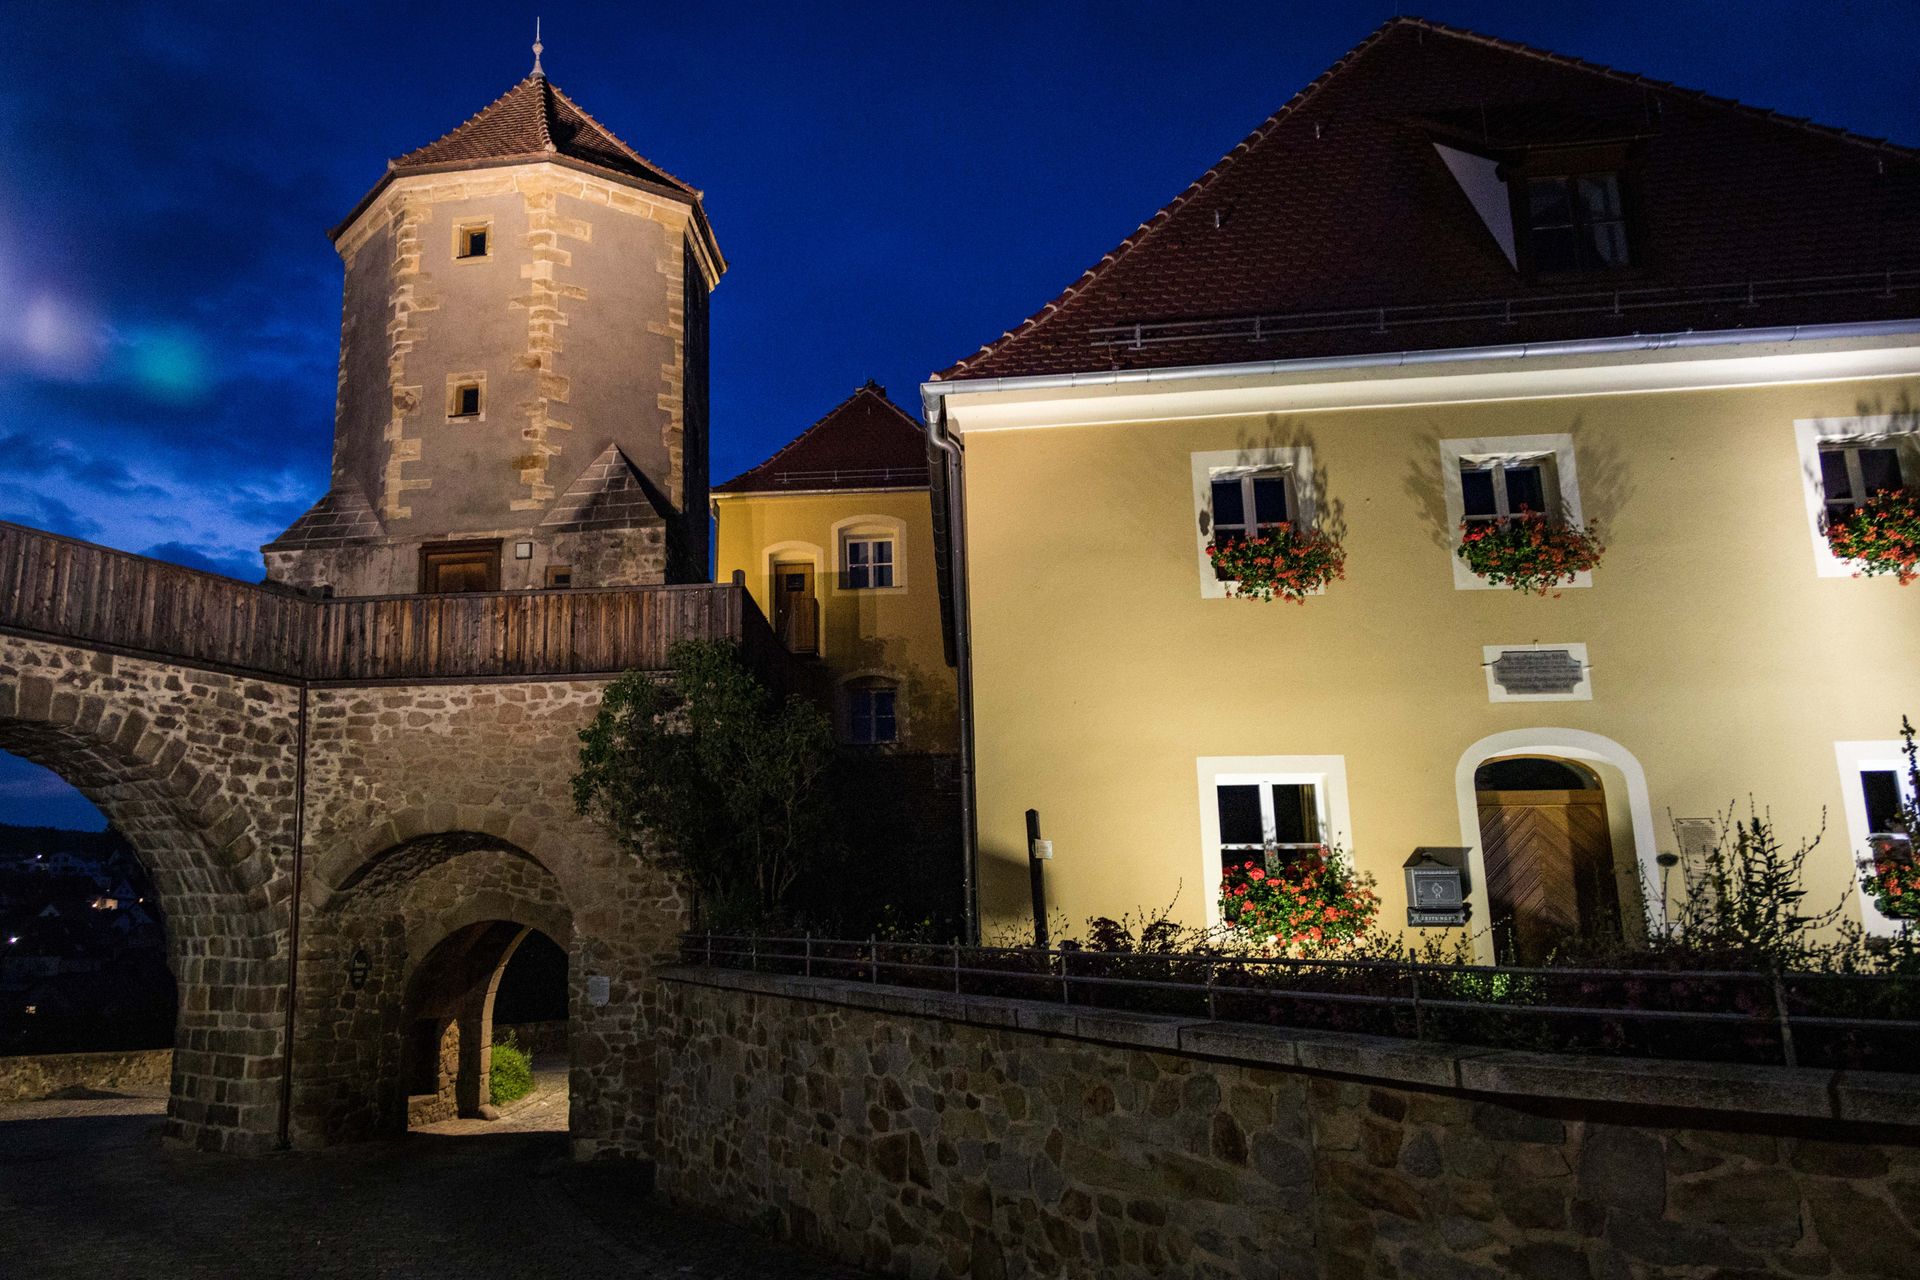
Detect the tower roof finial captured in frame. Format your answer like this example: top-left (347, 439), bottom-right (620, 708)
top-left (531, 17), bottom-right (544, 78)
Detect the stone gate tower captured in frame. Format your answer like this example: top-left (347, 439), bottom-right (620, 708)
top-left (265, 46), bottom-right (723, 594)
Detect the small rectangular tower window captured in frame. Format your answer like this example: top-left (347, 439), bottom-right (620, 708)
top-left (448, 379), bottom-right (484, 419)
top-left (455, 221), bottom-right (491, 260)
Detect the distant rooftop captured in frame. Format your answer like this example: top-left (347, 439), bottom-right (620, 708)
top-left (714, 383), bottom-right (931, 495)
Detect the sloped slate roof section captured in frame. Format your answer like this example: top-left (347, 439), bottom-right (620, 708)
top-left (540, 445), bottom-right (671, 532)
top-left (715, 382), bottom-right (932, 494)
top-left (392, 75), bottom-right (699, 197)
top-left (262, 485), bottom-right (385, 551)
top-left (936, 16), bottom-right (1920, 382)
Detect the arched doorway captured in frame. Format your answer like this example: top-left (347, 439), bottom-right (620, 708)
top-left (1473, 756), bottom-right (1621, 964)
top-left (1454, 729), bottom-right (1658, 966)
top-left (401, 921), bottom-right (568, 1131)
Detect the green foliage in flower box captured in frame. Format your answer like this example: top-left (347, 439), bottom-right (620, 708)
top-left (1207, 528), bottom-right (1346, 603)
top-left (1456, 514), bottom-right (1604, 595)
top-left (1826, 489), bottom-right (1920, 586)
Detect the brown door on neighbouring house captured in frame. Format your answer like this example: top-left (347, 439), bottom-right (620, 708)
top-left (771, 562), bottom-right (817, 654)
top-left (420, 542), bottom-right (501, 593)
top-left (1475, 757), bottom-right (1621, 965)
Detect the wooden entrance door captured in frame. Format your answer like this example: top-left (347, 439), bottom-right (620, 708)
top-left (771, 562), bottom-right (817, 653)
top-left (1477, 788), bottom-right (1619, 964)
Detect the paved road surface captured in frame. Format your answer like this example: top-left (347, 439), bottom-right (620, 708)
top-left (0, 1086), bottom-right (873, 1280)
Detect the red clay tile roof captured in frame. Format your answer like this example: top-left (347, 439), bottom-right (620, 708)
top-left (935, 16), bottom-right (1920, 382)
top-left (333, 73), bottom-right (721, 265)
top-left (714, 382), bottom-right (930, 494)
top-left (393, 74), bottom-right (699, 196)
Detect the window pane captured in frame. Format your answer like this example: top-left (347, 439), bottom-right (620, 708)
top-left (1531, 226), bottom-right (1579, 273)
top-left (1527, 178), bottom-right (1573, 228)
top-left (1460, 467), bottom-right (1499, 518)
top-left (847, 541), bottom-right (870, 568)
top-left (1864, 770), bottom-right (1907, 834)
top-left (1860, 448), bottom-right (1904, 495)
top-left (1217, 785), bottom-right (1264, 846)
top-left (1251, 476), bottom-right (1291, 528)
top-left (1504, 465), bottom-right (1547, 515)
top-left (1820, 449), bottom-right (1854, 500)
top-left (1827, 501), bottom-right (1857, 527)
top-left (872, 690), bottom-right (897, 742)
top-left (1575, 174), bottom-right (1623, 219)
top-left (872, 540), bottom-right (894, 567)
top-left (873, 563), bottom-right (894, 588)
top-left (1586, 219), bottom-right (1630, 268)
top-left (1211, 479), bottom-right (1245, 529)
top-left (1270, 784), bottom-right (1318, 846)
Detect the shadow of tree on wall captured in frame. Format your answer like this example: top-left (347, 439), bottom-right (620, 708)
top-left (1193, 414), bottom-right (1349, 549)
top-left (1401, 415), bottom-right (1635, 552)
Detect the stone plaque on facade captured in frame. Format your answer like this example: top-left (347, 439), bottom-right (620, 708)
top-left (586, 975), bottom-right (612, 1007)
top-left (1483, 643), bottom-right (1592, 702)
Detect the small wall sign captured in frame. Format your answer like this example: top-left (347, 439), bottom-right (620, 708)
top-left (1484, 643), bottom-right (1592, 702)
top-left (586, 974), bottom-right (611, 1007)
top-left (1030, 838), bottom-right (1054, 861)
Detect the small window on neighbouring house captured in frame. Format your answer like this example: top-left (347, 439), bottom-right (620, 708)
top-left (1820, 443), bottom-right (1907, 525)
top-left (457, 225), bottom-right (490, 259)
top-left (451, 383), bottom-right (482, 418)
top-left (844, 538), bottom-right (895, 590)
top-left (1524, 172), bottom-right (1630, 273)
top-left (544, 566), bottom-right (573, 589)
top-left (1460, 456), bottom-right (1558, 524)
top-left (845, 681), bottom-right (898, 746)
top-left (1216, 781), bottom-right (1321, 868)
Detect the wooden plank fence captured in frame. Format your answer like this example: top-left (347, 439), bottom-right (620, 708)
top-left (0, 522), bottom-right (785, 685)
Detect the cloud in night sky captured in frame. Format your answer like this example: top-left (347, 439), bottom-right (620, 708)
top-left (0, 0), bottom-right (1916, 827)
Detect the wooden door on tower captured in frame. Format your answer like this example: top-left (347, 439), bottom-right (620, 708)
top-left (1477, 788), bottom-right (1618, 965)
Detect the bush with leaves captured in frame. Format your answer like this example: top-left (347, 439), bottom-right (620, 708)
top-left (573, 639), bottom-right (838, 927)
top-left (1219, 845), bottom-right (1380, 956)
top-left (489, 1034), bottom-right (534, 1107)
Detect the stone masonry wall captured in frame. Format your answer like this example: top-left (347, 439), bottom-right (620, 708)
top-left (0, 1048), bottom-right (173, 1104)
top-left (657, 970), bottom-right (1920, 1280)
top-left (0, 638), bottom-right (298, 1154)
top-left (297, 678), bottom-right (687, 1158)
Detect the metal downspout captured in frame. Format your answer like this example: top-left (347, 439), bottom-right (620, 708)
top-left (924, 401), bottom-right (981, 944)
top-left (276, 681), bottom-right (308, 1149)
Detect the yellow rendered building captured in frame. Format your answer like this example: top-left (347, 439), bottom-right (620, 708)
top-left (713, 382), bottom-right (958, 755)
top-left (921, 19), bottom-right (1920, 953)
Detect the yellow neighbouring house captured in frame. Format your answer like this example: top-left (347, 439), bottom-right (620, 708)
top-left (713, 381), bottom-right (960, 757)
top-left (919, 18), bottom-right (1920, 956)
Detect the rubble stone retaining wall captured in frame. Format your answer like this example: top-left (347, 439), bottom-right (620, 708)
top-left (0, 1048), bottom-right (174, 1104)
top-left (656, 967), bottom-right (1920, 1280)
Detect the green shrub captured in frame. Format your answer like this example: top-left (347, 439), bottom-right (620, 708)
top-left (489, 1035), bottom-right (533, 1107)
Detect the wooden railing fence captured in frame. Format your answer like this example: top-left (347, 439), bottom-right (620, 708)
top-left (0, 522), bottom-right (786, 685)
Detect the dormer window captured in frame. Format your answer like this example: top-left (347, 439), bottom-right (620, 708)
top-left (455, 222), bottom-right (491, 260)
top-left (1523, 172), bottom-right (1630, 274)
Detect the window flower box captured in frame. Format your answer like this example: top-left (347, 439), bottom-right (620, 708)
top-left (1824, 489), bottom-right (1920, 586)
top-left (1456, 513), bottom-right (1604, 595)
top-left (1207, 528), bottom-right (1345, 604)
top-left (1219, 845), bottom-right (1378, 955)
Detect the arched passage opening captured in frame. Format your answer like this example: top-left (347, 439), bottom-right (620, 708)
top-left (1455, 730), bottom-right (1657, 965)
top-left (293, 831), bottom-right (574, 1146)
top-left (0, 752), bottom-right (174, 1058)
top-left (0, 657), bottom-right (295, 1155)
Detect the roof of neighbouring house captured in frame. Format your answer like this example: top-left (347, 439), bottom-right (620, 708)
top-left (713, 382), bottom-right (931, 495)
top-left (933, 15), bottom-right (1920, 383)
top-left (333, 71), bottom-right (722, 272)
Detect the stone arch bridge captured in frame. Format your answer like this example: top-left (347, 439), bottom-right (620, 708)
top-left (0, 521), bottom-right (789, 1155)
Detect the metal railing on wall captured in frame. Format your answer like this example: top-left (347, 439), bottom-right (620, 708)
top-left (682, 932), bottom-right (1920, 1074)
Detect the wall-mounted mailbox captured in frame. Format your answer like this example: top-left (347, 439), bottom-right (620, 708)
top-left (1404, 847), bottom-right (1471, 927)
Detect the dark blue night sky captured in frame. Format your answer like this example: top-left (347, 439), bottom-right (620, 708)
top-left (0, 0), bottom-right (1916, 827)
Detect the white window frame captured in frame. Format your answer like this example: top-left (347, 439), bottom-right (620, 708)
top-left (1795, 417), bottom-right (1919, 578)
top-left (1440, 434), bottom-right (1586, 590)
top-left (1195, 755), bottom-right (1352, 927)
top-left (1190, 447), bottom-right (1317, 599)
top-left (1835, 739), bottom-right (1918, 936)
top-left (832, 515), bottom-right (907, 593)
